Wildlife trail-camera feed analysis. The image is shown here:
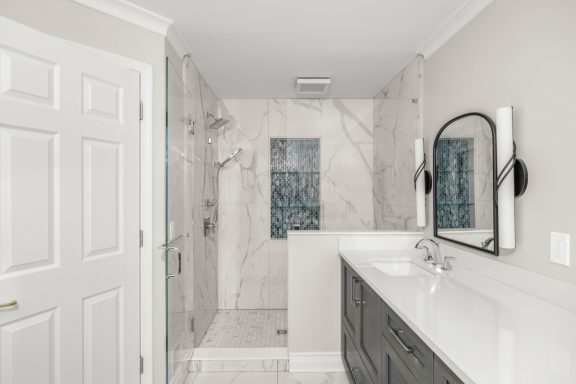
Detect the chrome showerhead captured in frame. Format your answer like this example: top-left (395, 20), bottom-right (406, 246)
top-left (207, 113), bottom-right (229, 130)
top-left (215, 148), bottom-right (243, 168)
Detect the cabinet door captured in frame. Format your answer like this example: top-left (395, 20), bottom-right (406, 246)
top-left (358, 281), bottom-right (381, 383)
top-left (382, 335), bottom-right (421, 384)
top-left (343, 327), bottom-right (372, 384)
top-left (342, 261), bottom-right (360, 336)
top-left (433, 358), bottom-right (464, 384)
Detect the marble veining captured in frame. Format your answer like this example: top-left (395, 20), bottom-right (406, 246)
top-left (185, 372), bottom-right (350, 384)
top-left (373, 56), bottom-right (422, 230)
top-left (218, 98), bottom-right (375, 310)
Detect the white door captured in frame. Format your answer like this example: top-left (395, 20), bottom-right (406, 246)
top-left (0, 18), bottom-right (141, 384)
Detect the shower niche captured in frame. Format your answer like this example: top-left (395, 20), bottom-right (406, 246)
top-left (270, 138), bottom-right (320, 239)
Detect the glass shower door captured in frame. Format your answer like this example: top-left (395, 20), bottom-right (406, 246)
top-left (165, 58), bottom-right (194, 384)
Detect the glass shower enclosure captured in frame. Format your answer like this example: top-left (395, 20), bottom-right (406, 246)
top-left (164, 56), bottom-right (220, 383)
top-left (165, 58), bottom-right (194, 383)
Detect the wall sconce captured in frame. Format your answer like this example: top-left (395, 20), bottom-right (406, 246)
top-left (414, 138), bottom-right (432, 229)
top-left (496, 106), bottom-right (528, 249)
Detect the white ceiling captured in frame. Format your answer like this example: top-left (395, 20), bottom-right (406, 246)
top-left (128, 0), bottom-right (469, 98)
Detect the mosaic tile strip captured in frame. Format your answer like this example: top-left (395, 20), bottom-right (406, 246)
top-left (199, 310), bottom-right (287, 348)
top-left (436, 138), bottom-right (475, 229)
top-left (270, 139), bottom-right (320, 239)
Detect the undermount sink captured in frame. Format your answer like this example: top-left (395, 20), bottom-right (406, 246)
top-left (371, 261), bottom-right (435, 277)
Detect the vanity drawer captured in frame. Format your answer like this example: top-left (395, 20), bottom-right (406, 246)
top-left (343, 327), bottom-right (374, 384)
top-left (434, 357), bottom-right (464, 384)
top-left (382, 303), bottom-right (433, 384)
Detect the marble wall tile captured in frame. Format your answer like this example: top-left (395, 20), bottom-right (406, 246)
top-left (373, 56), bottom-right (423, 230)
top-left (219, 98), bottom-right (376, 310)
top-left (269, 99), bottom-right (323, 137)
top-left (181, 62), bottom-right (219, 346)
top-left (374, 55), bottom-right (421, 101)
top-left (321, 99), bottom-right (374, 230)
top-left (218, 203), bottom-right (270, 309)
top-left (220, 99), bottom-right (270, 204)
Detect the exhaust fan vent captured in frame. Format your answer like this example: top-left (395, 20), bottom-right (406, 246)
top-left (296, 77), bottom-right (331, 96)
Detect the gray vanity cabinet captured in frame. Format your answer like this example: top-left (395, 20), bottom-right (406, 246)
top-left (341, 262), bottom-right (382, 384)
top-left (341, 259), bottom-right (465, 384)
top-left (342, 262), bottom-right (360, 337)
top-left (381, 334), bottom-right (421, 384)
top-left (358, 280), bottom-right (382, 383)
top-left (433, 358), bottom-right (464, 384)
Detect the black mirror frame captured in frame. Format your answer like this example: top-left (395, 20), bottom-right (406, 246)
top-left (433, 112), bottom-right (499, 256)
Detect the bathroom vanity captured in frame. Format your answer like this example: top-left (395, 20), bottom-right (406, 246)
top-left (341, 258), bottom-right (462, 384)
top-left (338, 245), bottom-right (576, 384)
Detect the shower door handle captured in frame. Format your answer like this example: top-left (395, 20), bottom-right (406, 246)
top-left (165, 246), bottom-right (182, 279)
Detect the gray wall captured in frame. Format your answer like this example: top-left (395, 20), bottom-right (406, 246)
top-left (424, 0), bottom-right (576, 283)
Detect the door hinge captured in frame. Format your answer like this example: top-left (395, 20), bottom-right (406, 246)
top-left (139, 101), bottom-right (144, 121)
top-left (139, 230), bottom-right (144, 247)
top-left (140, 356), bottom-right (144, 374)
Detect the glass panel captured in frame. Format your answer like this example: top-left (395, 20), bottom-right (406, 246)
top-left (165, 58), bottom-right (194, 383)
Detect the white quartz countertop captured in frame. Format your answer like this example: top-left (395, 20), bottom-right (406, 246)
top-left (340, 249), bottom-right (576, 384)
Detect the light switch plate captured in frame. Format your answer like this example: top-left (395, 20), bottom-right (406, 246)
top-left (550, 232), bottom-right (570, 266)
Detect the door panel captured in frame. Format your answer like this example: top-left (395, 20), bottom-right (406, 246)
top-left (0, 126), bottom-right (59, 275)
top-left (0, 18), bottom-right (141, 384)
top-left (82, 139), bottom-right (122, 259)
top-left (0, 309), bottom-right (58, 384)
top-left (83, 289), bottom-right (123, 384)
top-left (0, 46), bottom-right (58, 108)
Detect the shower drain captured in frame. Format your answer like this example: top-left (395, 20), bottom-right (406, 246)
top-left (276, 329), bottom-right (288, 335)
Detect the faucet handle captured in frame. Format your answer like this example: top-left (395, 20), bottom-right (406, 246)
top-left (441, 256), bottom-right (455, 271)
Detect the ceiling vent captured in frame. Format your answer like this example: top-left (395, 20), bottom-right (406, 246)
top-left (296, 77), bottom-right (331, 96)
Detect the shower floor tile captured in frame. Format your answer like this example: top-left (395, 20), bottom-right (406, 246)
top-left (199, 310), bottom-right (287, 348)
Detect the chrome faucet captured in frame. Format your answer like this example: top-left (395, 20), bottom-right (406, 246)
top-left (415, 238), bottom-right (441, 265)
top-left (481, 237), bottom-right (495, 249)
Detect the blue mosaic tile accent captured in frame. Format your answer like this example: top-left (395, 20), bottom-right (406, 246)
top-left (270, 139), bottom-right (320, 239)
top-left (436, 138), bottom-right (475, 229)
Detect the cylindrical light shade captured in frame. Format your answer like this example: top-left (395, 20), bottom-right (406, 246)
top-left (414, 138), bottom-right (426, 228)
top-left (496, 106), bottom-right (515, 249)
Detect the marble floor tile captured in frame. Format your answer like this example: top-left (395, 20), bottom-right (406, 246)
top-left (191, 372), bottom-right (277, 384)
top-left (199, 310), bottom-right (287, 348)
top-left (278, 373), bottom-right (350, 384)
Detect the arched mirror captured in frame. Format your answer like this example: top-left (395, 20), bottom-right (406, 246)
top-left (433, 113), bottom-right (499, 255)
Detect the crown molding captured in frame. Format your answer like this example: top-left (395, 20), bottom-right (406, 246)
top-left (73, 0), bottom-right (172, 35)
top-left (417, 0), bottom-right (494, 59)
top-left (166, 25), bottom-right (190, 59)
top-left (73, 0), bottom-right (191, 57)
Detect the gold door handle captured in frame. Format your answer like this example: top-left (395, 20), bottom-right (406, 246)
top-left (0, 300), bottom-right (18, 308)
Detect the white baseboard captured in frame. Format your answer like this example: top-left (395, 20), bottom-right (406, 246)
top-left (289, 352), bottom-right (345, 372)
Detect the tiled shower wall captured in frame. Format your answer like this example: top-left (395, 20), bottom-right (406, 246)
top-left (373, 56), bottom-right (423, 230)
top-left (217, 99), bottom-right (374, 309)
top-left (183, 58), bottom-right (221, 347)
